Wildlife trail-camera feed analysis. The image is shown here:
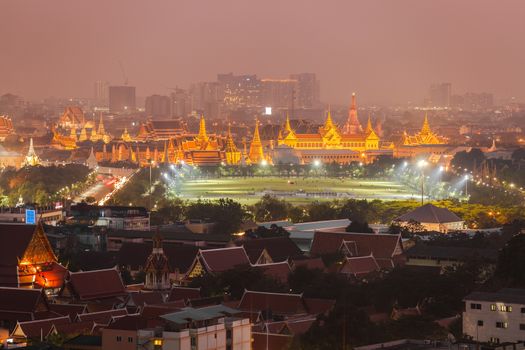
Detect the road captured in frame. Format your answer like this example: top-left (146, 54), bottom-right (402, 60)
top-left (73, 175), bottom-right (115, 204)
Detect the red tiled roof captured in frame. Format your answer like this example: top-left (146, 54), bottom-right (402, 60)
top-left (310, 231), bottom-right (403, 261)
top-left (199, 247), bottom-right (251, 273)
top-left (238, 237), bottom-right (303, 263)
top-left (54, 320), bottom-right (96, 336)
top-left (66, 268), bottom-right (126, 301)
top-left (105, 314), bottom-right (149, 331)
top-left (0, 224), bottom-right (36, 266)
top-left (48, 304), bottom-right (87, 320)
top-left (118, 242), bottom-right (199, 273)
top-left (285, 317), bottom-right (317, 335)
top-left (252, 332), bottom-right (293, 350)
top-left (127, 291), bottom-right (164, 307)
top-left (76, 309), bottom-right (128, 324)
top-left (252, 262), bottom-right (291, 284)
top-left (0, 287), bottom-right (48, 314)
top-left (291, 257), bottom-right (325, 271)
top-left (238, 291), bottom-right (306, 316)
top-left (167, 287), bottom-right (201, 302)
top-left (340, 255), bottom-right (380, 277)
top-left (303, 298), bottom-right (336, 315)
top-left (14, 316), bottom-right (70, 339)
top-left (141, 303), bottom-right (184, 319)
top-left (0, 266), bottom-right (20, 287)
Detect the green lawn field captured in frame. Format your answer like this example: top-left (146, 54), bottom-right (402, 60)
top-left (169, 177), bottom-right (417, 204)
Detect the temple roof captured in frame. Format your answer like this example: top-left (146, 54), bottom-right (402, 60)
top-left (395, 203), bottom-right (463, 224)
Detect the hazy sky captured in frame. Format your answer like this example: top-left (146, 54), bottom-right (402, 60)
top-left (1, 0), bottom-right (524, 105)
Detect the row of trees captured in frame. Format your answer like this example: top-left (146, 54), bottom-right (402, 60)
top-left (0, 164), bottom-right (93, 206)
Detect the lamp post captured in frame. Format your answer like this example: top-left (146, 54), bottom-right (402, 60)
top-left (149, 160), bottom-right (155, 210)
top-left (417, 160), bottom-right (428, 205)
top-left (464, 174), bottom-right (469, 199)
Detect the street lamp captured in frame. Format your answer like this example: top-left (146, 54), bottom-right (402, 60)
top-left (417, 160), bottom-right (428, 205)
top-left (464, 174), bottom-right (469, 198)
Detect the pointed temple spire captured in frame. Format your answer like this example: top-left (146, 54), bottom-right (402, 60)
top-left (86, 147), bottom-right (98, 169)
top-left (97, 113), bottom-right (106, 136)
top-left (249, 119), bottom-right (265, 164)
top-left (24, 138), bottom-right (41, 166)
top-left (284, 113), bottom-right (293, 133)
top-left (421, 112), bottom-right (432, 134)
top-left (197, 115), bottom-right (209, 144)
top-left (365, 114), bottom-right (374, 134)
top-left (324, 106), bottom-right (335, 130)
top-left (343, 92), bottom-right (363, 135)
top-left (225, 123), bottom-right (241, 165)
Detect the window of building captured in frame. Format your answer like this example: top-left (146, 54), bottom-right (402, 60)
top-left (191, 336), bottom-right (196, 346)
top-left (490, 337), bottom-right (500, 344)
top-left (520, 324), bottom-right (525, 331)
top-left (477, 320), bottom-right (484, 326)
top-left (471, 303), bottom-right (482, 310)
top-left (500, 305), bottom-right (512, 312)
top-left (128, 337), bottom-right (133, 343)
top-left (116, 336), bottom-right (122, 342)
top-left (496, 322), bottom-right (508, 329)
top-left (521, 307), bottom-right (525, 313)
top-left (490, 304), bottom-right (497, 311)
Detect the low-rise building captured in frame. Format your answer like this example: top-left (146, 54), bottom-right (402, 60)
top-left (69, 204), bottom-right (150, 231)
top-left (463, 288), bottom-right (525, 344)
top-left (394, 203), bottom-right (465, 233)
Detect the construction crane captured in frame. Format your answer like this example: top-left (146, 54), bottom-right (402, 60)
top-left (118, 60), bottom-right (128, 85)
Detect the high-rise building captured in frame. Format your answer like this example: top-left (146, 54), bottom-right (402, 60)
top-left (94, 81), bottom-right (109, 106)
top-left (170, 88), bottom-right (193, 118)
top-left (289, 73), bottom-right (320, 108)
top-left (190, 82), bottom-right (223, 118)
top-left (217, 73), bottom-right (261, 108)
top-left (429, 83), bottom-right (452, 107)
top-left (109, 86), bottom-right (136, 114)
top-left (145, 94), bottom-right (171, 117)
top-left (260, 79), bottom-right (298, 109)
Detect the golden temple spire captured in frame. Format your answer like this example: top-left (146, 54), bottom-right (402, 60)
top-left (324, 106), bottom-right (335, 130)
top-left (284, 113), bottom-right (293, 133)
top-left (121, 127), bottom-right (132, 142)
top-left (197, 115), bottom-right (209, 143)
top-left (97, 113), bottom-right (106, 136)
top-left (225, 123), bottom-right (241, 165)
top-left (421, 112), bottom-right (432, 135)
top-left (365, 114), bottom-right (373, 134)
top-left (249, 119), bottom-right (264, 163)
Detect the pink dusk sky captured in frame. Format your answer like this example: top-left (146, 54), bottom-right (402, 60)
top-left (1, 0), bottom-right (524, 105)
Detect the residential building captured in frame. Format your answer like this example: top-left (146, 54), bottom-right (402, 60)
top-left (463, 289), bottom-right (525, 344)
top-left (429, 83), bottom-right (452, 107)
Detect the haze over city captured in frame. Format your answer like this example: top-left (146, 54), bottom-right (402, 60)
top-left (1, 0), bottom-right (525, 105)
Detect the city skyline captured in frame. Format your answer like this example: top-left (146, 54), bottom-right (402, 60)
top-left (1, 0), bottom-right (524, 105)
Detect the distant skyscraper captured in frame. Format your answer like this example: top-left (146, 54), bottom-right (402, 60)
top-left (170, 88), bottom-right (193, 118)
top-left (190, 82), bottom-right (223, 118)
top-left (109, 86), bottom-right (136, 114)
top-left (217, 73), bottom-right (261, 108)
top-left (260, 79), bottom-right (298, 109)
top-left (289, 73), bottom-right (320, 109)
top-left (429, 83), bottom-right (452, 107)
top-left (451, 92), bottom-right (494, 110)
top-left (94, 81), bottom-right (109, 106)
top-left (145, 95), bottom-right (171, 117)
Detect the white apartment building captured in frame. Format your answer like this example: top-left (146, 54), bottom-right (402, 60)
top-left (463, 289), bottom-right (525, 344)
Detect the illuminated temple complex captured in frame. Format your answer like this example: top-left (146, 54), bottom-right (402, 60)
top-left (0, 115), bottom-right (15, 141)
top-left (402, 113), bottom-right (447, 146)
top-left (272, 93), bottom-right (384, 164)
top-left (52, 107), bottom-right (111, 149)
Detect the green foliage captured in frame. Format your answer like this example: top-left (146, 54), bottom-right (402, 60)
top-left (346, 220), bottom-right (374, 233)
top-left (0, 164), bottom-right (91, 205)
top-left (251, 194), bottom-right (290, 222)
top-left (247, 224), bottom-right (290, 238)
top-left (185, 198), bottom-right (246, 234)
